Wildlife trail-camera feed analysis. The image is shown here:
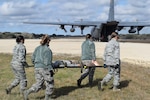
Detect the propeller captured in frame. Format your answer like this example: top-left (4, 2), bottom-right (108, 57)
top-left (60, 25), bottom-right (67, 32)
top-left (80, 26), bottom-right (85, 34)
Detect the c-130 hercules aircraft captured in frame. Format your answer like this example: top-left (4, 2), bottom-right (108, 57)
top-left (24, 0), bottom-right (150, 42)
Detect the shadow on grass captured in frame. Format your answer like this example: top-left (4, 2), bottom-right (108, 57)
top-left (36, 86), bottom-right (79, 99)
top-left (36, 78), bottom-right (102, 99)
top-left (81, 78), bottom-right (102, 88)
top-left (119, 79), bottom-right (132, 89)
top-left (108, 79), bottom-right (132, 90)
top-left (36, 79), bottom-right (131, 99)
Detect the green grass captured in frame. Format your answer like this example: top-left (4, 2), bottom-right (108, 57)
top-left (0, 53), bottom-right (150, 100)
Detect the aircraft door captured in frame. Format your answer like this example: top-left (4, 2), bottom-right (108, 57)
top-left (100, 21), bottom-right (118, 42)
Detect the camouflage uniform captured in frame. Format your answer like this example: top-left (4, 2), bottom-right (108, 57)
top-left (100, 38), bottom-right (120, 90)
top-left (77, 39), bottom-right (96, 87)
top-left (24, 44), bottom-right (54, 100)
top-left (6, 42), bottom-right (27, 93)
top-left (27, 68), bottom-right (54, 95)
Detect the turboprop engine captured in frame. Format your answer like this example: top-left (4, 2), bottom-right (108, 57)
top-left (70, 27), bottom-right (75, 32)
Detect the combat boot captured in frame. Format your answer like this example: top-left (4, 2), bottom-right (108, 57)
top-left (77, 79), bottom-right (81, 87)
top-left (5, 85), bottom-right (14, 94)
top-left (98, 81), bottom-right (104, 91)
top-left (113, 86), bottom-right (121, 92)
top-left (89, 80), bottom-right (93, 88)
top-left (5, 88), bottom-right (11, 94)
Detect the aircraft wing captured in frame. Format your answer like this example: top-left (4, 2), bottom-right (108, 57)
top-left (73, 21), bottom-right (150, 27)
top-left (118, 22), bottom-right (150, 27)
top-left (24, 21), bottom-right (150, 35)
top-left (24, 21), bottom-right (100, 34)
top-left (117, 21), bottom-right (150, 33)
top-left (23, 21), bottom-right (98, 27)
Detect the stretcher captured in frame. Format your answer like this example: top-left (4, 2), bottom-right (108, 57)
top-left (26, 60), bottom-right (103, 73)
top-left (52, 60), bottom-right (103, 73)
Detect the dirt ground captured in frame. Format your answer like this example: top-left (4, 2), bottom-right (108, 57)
top-left (0, 38), bottom-right (150, 67)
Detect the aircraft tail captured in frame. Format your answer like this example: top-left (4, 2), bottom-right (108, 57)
top-left (108, 0), bottom-right (115, 21)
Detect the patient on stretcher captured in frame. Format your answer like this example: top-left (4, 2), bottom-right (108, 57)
top-left (52, 60), bottom-right (99, 68)
top-left (52, 60), bottom-right (80, 68)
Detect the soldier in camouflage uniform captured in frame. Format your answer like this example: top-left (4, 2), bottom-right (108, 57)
top-left (24, 35), bottom-right (54, 100)
top-left (77, 34), bottom-right (99, 88)
top-left (5, 35), bottom-right (27, 94)
top-left (98, 32), bottom-right (121, 91)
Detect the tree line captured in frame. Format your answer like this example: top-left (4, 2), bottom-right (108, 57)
top-left (0, 32), bottom-right (65, 39)
top-left (0, 32), bottom-right (150, 40)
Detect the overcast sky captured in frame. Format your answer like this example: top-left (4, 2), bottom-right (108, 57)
top-left (0, 0), bottom-right (150, 35)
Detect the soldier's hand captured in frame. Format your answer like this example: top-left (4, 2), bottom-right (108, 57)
top-left (103, 64), bottom-right (107, 68)
top-left (23, 62), bottom-right (29, 68)
top-left (115, 64), bottom-right (119, 69)
top-left (92, 60), bottom-right (99, 66)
